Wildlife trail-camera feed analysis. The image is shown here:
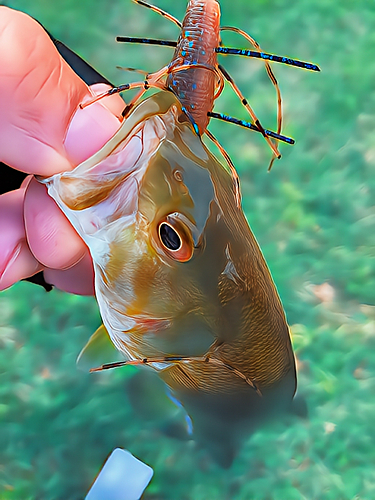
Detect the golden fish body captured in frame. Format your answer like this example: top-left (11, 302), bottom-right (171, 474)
top-left (43, 91), bottom-right (296, 466)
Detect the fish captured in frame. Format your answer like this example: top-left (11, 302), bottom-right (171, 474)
top-left (41, 90), bottom-right (297, 467)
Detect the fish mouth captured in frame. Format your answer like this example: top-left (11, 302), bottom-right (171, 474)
top-left (39, 91), bottom-right (183, 214)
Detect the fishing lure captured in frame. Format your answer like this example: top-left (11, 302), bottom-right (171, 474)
top-left (84, 0), bottom-right (319, 173)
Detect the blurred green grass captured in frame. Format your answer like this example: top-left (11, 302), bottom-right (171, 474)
top-left (1, 0), bottom-right (375, 498)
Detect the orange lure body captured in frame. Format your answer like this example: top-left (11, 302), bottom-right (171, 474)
top-left (166, 0), bottom-right (221, 135)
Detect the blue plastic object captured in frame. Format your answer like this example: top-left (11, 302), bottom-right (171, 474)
top-left (85, 448), bottom-right (153, 500)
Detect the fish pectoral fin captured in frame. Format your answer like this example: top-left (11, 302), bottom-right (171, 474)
top-left (76, 323), bottom-right (122, 372)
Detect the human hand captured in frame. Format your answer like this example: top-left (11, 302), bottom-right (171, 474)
top-left (0, 7), bottom-right (124, 295)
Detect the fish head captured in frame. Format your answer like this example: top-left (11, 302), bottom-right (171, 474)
top-left (43, 91), bottom-right (242, 359)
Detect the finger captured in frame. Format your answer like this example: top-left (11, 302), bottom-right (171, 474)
top-left (44, 250), bottom-right (95, 296)
top-left (89, 83), bottom-right (125, 117)
top-left (0, 8), bottom-right (85, 175)
top-left (64, 95), bottom-right (123, 166)
top-left (0, 189), bottom-right (42, 290)
top-left (0, 9), bottom-right (124, 177)
top-left (24, 177), bottom-right (87, 269)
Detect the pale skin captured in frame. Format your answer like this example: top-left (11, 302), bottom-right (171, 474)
top-left (0, 7), bottom-right (125, 295)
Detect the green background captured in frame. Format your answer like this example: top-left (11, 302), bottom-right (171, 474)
top-left (1, 0), bottom-right (375, 498)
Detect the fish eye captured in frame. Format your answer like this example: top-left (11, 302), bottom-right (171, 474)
top-left (157, 218), bottom-right (194, 262)
top-left (159, 222), bottom-right (181, 251)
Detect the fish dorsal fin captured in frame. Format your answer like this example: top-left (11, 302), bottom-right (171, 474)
top-left (76, 324), bottom-right (122, 372)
